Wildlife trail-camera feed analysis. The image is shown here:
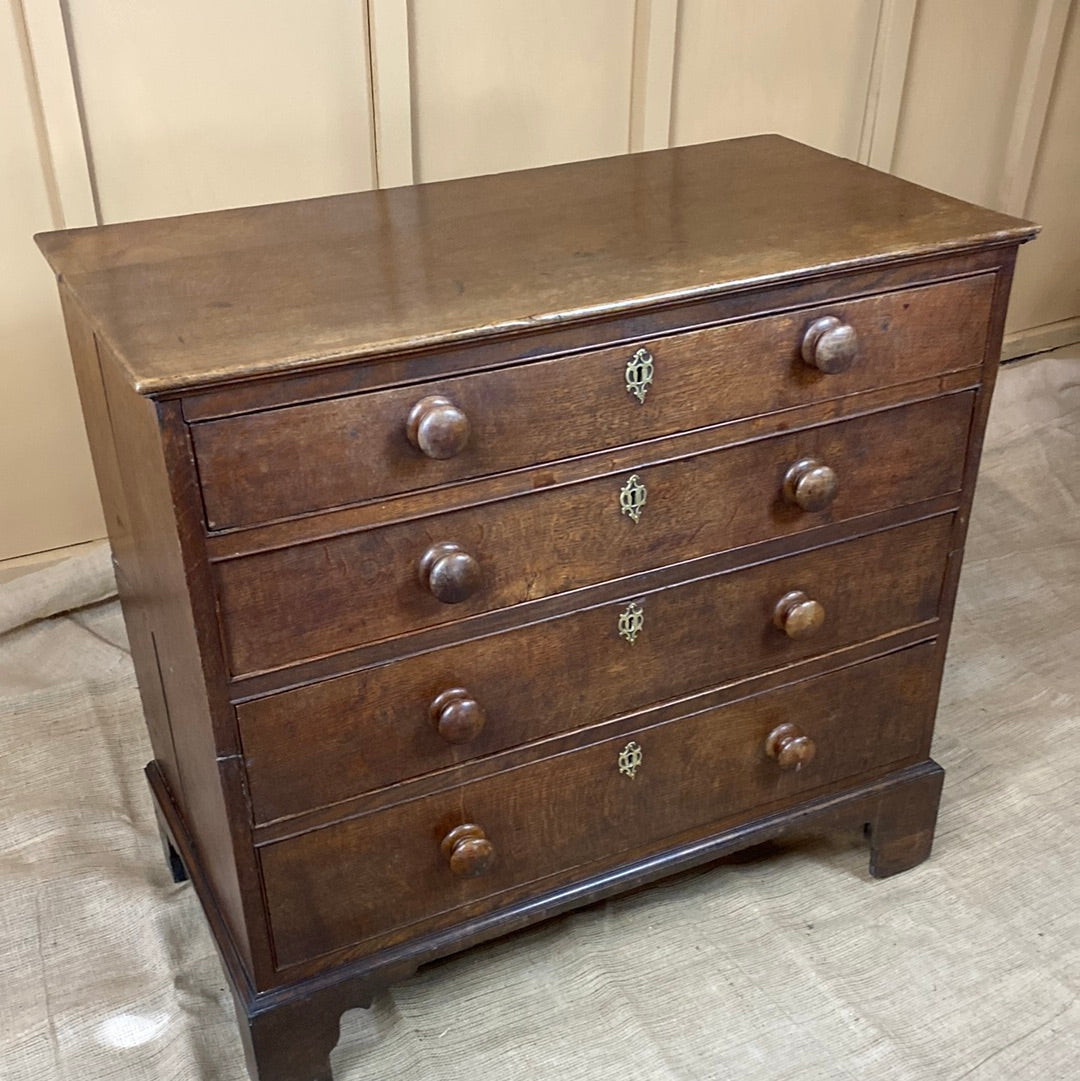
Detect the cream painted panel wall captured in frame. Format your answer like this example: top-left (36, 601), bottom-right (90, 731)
top-left (408, 0), bottom-right (636, 183)
top-left (2, 1), bottom-right (378, 563)
top-left (67, 1), bottom-right (376, 222)
top-left (671, 0), bottom-right (880, 157)
top-left (0, 6), bottom-right (103, 560)
top-left (890, 0), bottom-right (1036, 208)
top-left (1006, 1), bottom-right (1080, 335)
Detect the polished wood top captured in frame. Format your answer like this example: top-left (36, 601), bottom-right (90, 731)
top-left (37, 135), bottom-right (1035, 395)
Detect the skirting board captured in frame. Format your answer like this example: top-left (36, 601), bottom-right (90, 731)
top-left (1002, 316), bottom-right (1080, 361)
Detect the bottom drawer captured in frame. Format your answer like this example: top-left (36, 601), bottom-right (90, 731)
top-left (260, 642), bottom-right (940, 969)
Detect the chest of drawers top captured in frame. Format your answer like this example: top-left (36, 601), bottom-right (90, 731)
top-left (38, 134), bottom-right (1031, 398)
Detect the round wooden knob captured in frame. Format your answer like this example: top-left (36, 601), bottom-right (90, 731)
top-left (765, 723), bottom-right (817, 771)
top-left (773, 590), bottom-right (825, 640)
top-left (802, 316), bottom-right (858, 373)
top-left (406, 395), bottom-right (471, 459)
top-left (783, 457), bottom-right (839, 512)
top-left (441, 823), bottom-right (495, 878)
top-left (418, 542), bottom-right (481, 604)
top-left (430, 688), bottom-right (487, 744)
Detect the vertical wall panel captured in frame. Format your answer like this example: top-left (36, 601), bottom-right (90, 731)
top-left (629, 0), bottom-right (680, 152)
top-left (0, 4), bottom-right (103, 559)
top-left (1006, 0), bottom-right (1080, 335)
top-left (368, 0), bottom-right (415, 187)
top-left (671, 0), bottom-right (880, 157)
top-left (66, 1), bottom-right (376, 222)
top-left (408, 0), bottom-right (637, 183)
top-left (891, 0), bottom-right (1037, 208)
top-left (19, 0), bottom-right (96, 229)
top-left (857, 0), bottom-right (918, 169)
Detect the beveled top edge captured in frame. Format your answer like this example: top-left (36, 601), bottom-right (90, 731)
top-left (37, 135), bottom-right (1037, 396)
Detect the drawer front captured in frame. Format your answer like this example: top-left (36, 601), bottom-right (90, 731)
top-left (217, 392), bottom-right (973, 675)
top-left (240, 514), bottom-right (953, 823)
top-left (193, 275), bottom-right (993, 530)
top-left (260, 642), bottom-right (939, 969)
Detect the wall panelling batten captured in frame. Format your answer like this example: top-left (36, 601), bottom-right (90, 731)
top-left (629, 0), bottom-right (679, 152)
top-left (857, 0), bottom-right (918, 170)
top-left (14, 0), bottom-right (96, 228)
top-left (996, 0), bottom-right (1072, 215)
top-left (367, 0), bottom-right (415, 188)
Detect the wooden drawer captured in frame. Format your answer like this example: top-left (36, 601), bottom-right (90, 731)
top-left (259, 642), bottom-right (939, 969)
top-left (216, 392), bottom-right (973, 676)
top-left (239, 514), bottom-right (952, 823)
top-left (192, 275), bottom-right (993, 530)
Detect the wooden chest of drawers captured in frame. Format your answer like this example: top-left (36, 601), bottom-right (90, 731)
top-left (38, 136), bottom-right (1036, 1081)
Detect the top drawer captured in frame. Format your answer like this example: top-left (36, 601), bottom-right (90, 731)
top-left (191, 275), bottom-right (993, 530)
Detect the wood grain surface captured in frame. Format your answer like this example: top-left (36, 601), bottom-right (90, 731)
top-left (55, 308), bottom-right (266, 978)
top-left (36, 136), bottom-right (1034, 394)
top-left (191, 274), bottom-right (993, 529)
top-left (35, 132), bottom-right (1036, 1081)
top-left (238, 514), bottom-right (952, 823)
top-left (215, 392), bottom-right (973, 675)
top-left (178, 249), bottom-right (1004, 424)
top-left (259, 642), bottom-right (939, 969)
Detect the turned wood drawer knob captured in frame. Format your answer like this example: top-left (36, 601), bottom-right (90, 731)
top-left (765, 723), bottom-right (817, 771)
top-left (441, 823), bottom-right (496, 878)
top-left (773, 590), bottom-right (826, 640)
top-left (419, 542), bottom-right (481, 604)
top-left (783, 457), bottom-right (839, 512)
top-left (406, 395), bottom-right (471, 459)
top-left (801, 316), bottom-right (858, 373)
top-left (430, 688), bottom-right (487, 743)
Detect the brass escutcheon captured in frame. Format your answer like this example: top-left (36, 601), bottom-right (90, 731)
top-left (618, 600), bottom-right (644, 644)
top-left (618, 741), bottom-right (643, 779)
top-left (625, 347), bottom-right (654, 404)
top-left (619, 474), bottom-right (647, 523)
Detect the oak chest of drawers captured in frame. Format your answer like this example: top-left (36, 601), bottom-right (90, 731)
top-left (39, 136), bottom-right (1036, 1080)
